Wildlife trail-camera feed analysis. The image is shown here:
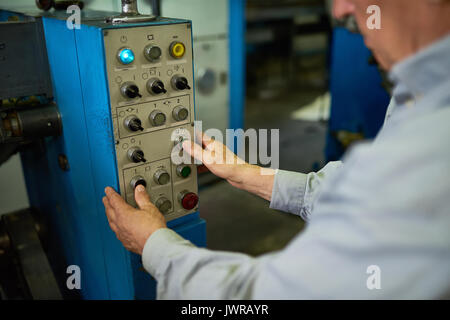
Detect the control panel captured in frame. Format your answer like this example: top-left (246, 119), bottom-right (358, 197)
top-left (103, 22), bottom-right (198, 221)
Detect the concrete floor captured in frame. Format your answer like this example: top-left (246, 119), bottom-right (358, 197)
top-left (198, 89), bottom-right (328, 256)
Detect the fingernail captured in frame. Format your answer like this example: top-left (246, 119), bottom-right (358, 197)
top-left (136, 185), bottom-right (145, 192)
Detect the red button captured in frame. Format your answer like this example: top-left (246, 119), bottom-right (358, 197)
top-left (181, 192), bottom-right (199, 210)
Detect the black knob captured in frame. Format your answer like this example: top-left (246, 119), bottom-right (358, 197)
top-left (130, 175), bottom-right (147, 190)
top-left (127, 147), bottom-right (146, 163)
top-left (121, 82), bottom-right (142, 99)
top-left (124, 115), bottom-right (144, 132)
top-left (172, 75), bottom-right (191, 91)
top-left (147, 78), bottom-right (167, 95)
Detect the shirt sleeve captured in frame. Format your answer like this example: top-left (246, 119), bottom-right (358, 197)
top-left (269, 161), bottom-right (343, 220)
top-left (142, 141), bottom-right (450, 300)
top-left (142, 228), bottom-right (274, 299)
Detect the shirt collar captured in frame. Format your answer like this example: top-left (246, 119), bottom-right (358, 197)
top-left (389, 34), bottom-right (450, 103)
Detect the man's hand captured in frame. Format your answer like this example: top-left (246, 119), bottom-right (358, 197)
top-left (182, 132), bottom-right (275, 201)
top-left (102, 185), bottom-right (167, 255)
top-left (182, 132), bottom-right (252, 187)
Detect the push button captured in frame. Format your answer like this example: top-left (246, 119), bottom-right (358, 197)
top-left (176, 165), bottom-right (191, 178)
top-left (154, 169), bottom-right (170, 185)
top-left (172, 106), bottom-right (189, 121)
top-left (178, 190), bottom-right (199, 210)
top-left (155, 197), bottom-right (172, 214)
top-left (117, 47), bottom-right (135, 65)
top-left (149, 110), bottom-right (166, 127)
top-left (144, 45), bottom-right (162, 62)
top-left (130, 175), bottom-right (147, 190)
top-left (169, 41), bottom-right (185, 59)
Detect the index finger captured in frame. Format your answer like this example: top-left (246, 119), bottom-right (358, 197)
top-left (194, 129), bottom-right (214, 149)
top-left (104, 187), bottom-right (131, 212)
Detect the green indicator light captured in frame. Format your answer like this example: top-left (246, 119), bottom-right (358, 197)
top-left (181, 166), bottom-right (191, 178)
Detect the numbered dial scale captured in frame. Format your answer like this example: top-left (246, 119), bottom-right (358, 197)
top-left (103, 22), bottom-right (198, 221)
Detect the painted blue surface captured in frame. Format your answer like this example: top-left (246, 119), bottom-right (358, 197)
top-left (326, 27), bottom-right (390, 161)
top-left (0, 10), bottom-right (26, 21)
top-left (21, 17), bottom-right (112, 299)
top-left (229, 0), bottom-right (246, 132)
top-left (74, 22), bottom-right (135, 299)
top-left (10, 11), bottom-right (206, 299)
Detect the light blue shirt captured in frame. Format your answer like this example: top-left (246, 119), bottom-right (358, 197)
top-left (142, 35), bottom-right (450, 299)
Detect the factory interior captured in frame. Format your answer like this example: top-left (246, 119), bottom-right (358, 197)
top-left (1, 0), bottom-right (448, 302)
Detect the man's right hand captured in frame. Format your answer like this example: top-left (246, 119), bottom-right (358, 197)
top-left (182, 132), bottom-right (275, 201)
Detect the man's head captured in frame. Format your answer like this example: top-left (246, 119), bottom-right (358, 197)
top-left (333, 0), bottom-right (450, 70)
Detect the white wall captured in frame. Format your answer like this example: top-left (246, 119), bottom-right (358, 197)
top-left (162, 0), bottom-right (230, 132)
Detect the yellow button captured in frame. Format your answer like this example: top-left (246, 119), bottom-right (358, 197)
top-left (170, 41), bottom-right (185, 59)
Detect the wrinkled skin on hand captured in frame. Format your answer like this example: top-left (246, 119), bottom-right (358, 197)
top-left (103, 185), bottom-right (167, 255)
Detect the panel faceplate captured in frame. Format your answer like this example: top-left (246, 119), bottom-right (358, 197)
top-left (103, 22), bottom-right (198, 221)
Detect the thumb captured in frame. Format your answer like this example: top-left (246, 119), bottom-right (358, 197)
top-left (134, 184), bottom-right (154, 211)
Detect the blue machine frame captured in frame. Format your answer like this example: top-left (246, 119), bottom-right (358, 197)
top-left (326, 27), bottom-right (391, 161)
top-left (229, 0), bottom-right (246, 132)
top-left (2, 8), bottom-right (206, 299)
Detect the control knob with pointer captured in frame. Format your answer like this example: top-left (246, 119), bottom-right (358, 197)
top-left (171, 75), bottom-right (191, 91)
top-left (124, 115), bottom-right (144, 132)
top-left (147, 78), bottom-right (167, 95)
top-left (121, 82), bottom-right (142, 99)
top-left (127, 147), bottom-right (147, 163)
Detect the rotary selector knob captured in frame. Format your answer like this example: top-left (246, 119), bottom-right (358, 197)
top-left (120, 82), bottom-right (142, 99)
top-left (144, 45), bottom-right (162, 62)
top-left (149, 110), bottom-right (166, 127)
top-left (171, 75), bottom-right (191, 91)
top-left (147, 78), bottom-right (167, 95)
top-left (153, 169), bottom-right (170, 185)
top-left (178, 190), bottom-right (199, 210)
top-left (130, 175), bottom-right (147, 190)
top-left (127, 147), bottom-right (146, 163)
top-left (176, 165), bottom-right (192, 178)
top-left (172, 105), bottom-right (189, 122)
top-left (124, 115), bottom-right (144, 132)
top-left (155, 197), bottom-right (172, 214)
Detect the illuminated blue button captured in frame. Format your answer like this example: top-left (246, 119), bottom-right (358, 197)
top-left (117, 47), bottom-right (135, 65)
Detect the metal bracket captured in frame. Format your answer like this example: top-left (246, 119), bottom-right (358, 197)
top-left (106, 0), bottom-right (156, 24)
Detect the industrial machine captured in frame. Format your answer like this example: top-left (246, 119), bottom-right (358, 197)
top-left (0, 0), bottom-right (205, 299)
top-left (326, 26), bottom-right (391, 161)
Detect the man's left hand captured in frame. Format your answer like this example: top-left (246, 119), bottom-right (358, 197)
top-left (103, 185), bottom-right (167, 255)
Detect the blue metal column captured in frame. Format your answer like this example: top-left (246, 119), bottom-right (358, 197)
top-left (229, 0), bottom-right (246, 131)
top-left (326, 27), bottom-right (390, 161)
